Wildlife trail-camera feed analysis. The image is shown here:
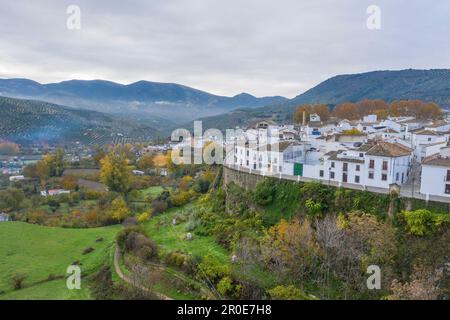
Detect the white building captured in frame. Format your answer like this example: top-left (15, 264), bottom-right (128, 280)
top-left (420, 147), bottom-right (450, 197)
top-left (362, 141), bottom-right (413, 188)
top-left (132, 170), bottom-right (145, 176)
top-left (411, 129), bottom-right (447, 161)
top-left (0, 213), bottom-right (10, 222)
top-left (40, 189), bottom-right (71, 197)
top-left (9, 175), bottom-right (25, 182)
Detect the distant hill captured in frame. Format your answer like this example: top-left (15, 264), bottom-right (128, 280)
top-left (193, 69), bottom-right (450, 132)
top-left (0, 79), bottom-right (287, 124)
top-left (0, 96), bottom-right (161, 145)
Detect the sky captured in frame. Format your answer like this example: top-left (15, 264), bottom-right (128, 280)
top-left (0, 0), bottom-right (449, 98)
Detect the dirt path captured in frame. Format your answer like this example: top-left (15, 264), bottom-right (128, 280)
top-left (113, 247), bottom-right (173, 300)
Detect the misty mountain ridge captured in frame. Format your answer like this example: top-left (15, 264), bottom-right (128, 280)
top-left (0, 78), bottom-right (287, 123)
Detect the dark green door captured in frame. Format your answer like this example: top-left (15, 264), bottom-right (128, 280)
top-left (294, 163), bottom-right (303, 176)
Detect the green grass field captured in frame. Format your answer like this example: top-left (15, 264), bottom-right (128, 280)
top-left (140, 186), bottom-right (168, 198)
top-left (143, 204), bottom-right (229, 264)
top-left (0, 222), bottom-right (120, 300)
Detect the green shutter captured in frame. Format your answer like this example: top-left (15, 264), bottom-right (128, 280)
top-left (294, 163), bottom-right (303, 176)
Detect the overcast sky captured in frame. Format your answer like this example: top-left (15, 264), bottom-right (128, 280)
top-left (0, 0), bottom-right (449, 98)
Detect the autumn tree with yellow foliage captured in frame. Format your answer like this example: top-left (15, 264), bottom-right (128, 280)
top-left (100, 150), bottom-right (132, 193)
top-left (293, 104), bottom-right (330, 124)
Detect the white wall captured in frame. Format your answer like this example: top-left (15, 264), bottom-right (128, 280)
top-left (420, 165), bottom-right (450, 197)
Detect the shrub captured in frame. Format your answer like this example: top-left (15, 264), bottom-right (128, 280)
top-left (116, 226), bottom-right (146, 250)
top-left (10, 273), bottom-right (27, 290)
top-left (197, 254), bottom-right (231, 282)
top-left (82, 247), bottom-right (95, 255)
top-left (137, 211), bottom-right (152, 223)
top-left (151, 200), bottom-right (168, 215)
top-left (401, 209), bottom-right (449, 236)
top-left (193, 179), bottom-right (211, 194)
top-left (267, 285), bottom-right (312, 300)
top-left (254, 179), bottom-right (275, 206)
top-left (90, 266), bottom-right (114, 300)
top-left (171, 191), bottom-right (192, 207)
top-left (118, 228), bottom-right (158, 261)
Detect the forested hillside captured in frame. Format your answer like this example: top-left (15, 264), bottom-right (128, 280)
top-left (0, 96), bottom-right (160, 145)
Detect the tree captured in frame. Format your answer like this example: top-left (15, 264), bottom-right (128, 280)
top-left (0, 141), bottom-right (19, 155)
top-left (267, 285), bottom-right (311, 300)
top-left (261, 218), bottom-right (321, 279)
top-left (109, 197), bottom-right (130, 222)
top-left (100, 151), bottom-right (131, 193)
top-left (0, 188), bottom-right (25, 211)
top-left (62, 175), bottom-right (78, 190)
top-left (179, 175), bottom-right (193, 191)
top-left (401, 209), bottom-right (448, 236)
top-left (43, 149), bottom-right (65, 177)
top-left (93, 149), bottom-right (106, 166)
top-left (293, 104), bottom-right (329, 124)
top-left (138, 154), bottom-right (154, 171)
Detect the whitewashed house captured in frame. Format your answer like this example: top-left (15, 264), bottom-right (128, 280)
top-left (321, 149), bottom-right (366, 185)
top-left (425, 120), bottom-right (450, 133)
top-left (411, 129), bottom-right (447, 161)
top-left (420, 146), bottom-right (450, 198)
top-left (362, 141), bottom-right (413, 188)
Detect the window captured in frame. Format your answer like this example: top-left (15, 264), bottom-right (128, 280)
top-left (355, 175), bottom-right (360, 183)
top-left (330, 172), bottom-right (335, 179)
top-left (382, 174), bottom-right (387, 181)
top-left (356, 165), bottom-right (360, 171)
top-left (343, 163), bottom-right (348, 172)
top-left (246, 160), bottom-right (249, 166)
top-left (382, 161), bottom-right (388, 171)
top-left (369, 160), bottom-right (375, 169)
top-left (246, 150), bottom-right (249, 156)
top-left (342, 173), bottom-right (348, 182)
top-left (447, 170), bottom-right (450, 182)
top-left (319, 170), bottom-right (324, 177)
top-left (253, 164), bottom-right (256, 169)
top-left (359, 153), bottom-right (363, 158)
top-left (396, 173), bottom-right (399, 181)
top-left (368, 172), bottom-right (374, 179)
top-left (446, 184), bottom-right (450, 194)
top-left (331, 162), bottom-right (335, 168)
top-left (428, 137), bottom-right (432, 142)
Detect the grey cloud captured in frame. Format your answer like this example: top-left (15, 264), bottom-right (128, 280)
top-left (0, 0), bottom-right (449, 98)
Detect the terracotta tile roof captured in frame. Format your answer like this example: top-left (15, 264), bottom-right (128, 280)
top-left (413, 129), bottom-right (442, 136)
top-left (427, 120), bottom-right (448, 128)
top-left (422, 155), bottom-right (450, 167)
top-left (357, 143), bottom-right (376, 152)
top-left (384, 128), bottom-right (399, 133)
top-left (365, 141), bottom-right (412, 157)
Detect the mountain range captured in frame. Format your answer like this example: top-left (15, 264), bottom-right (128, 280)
top-left (195, 69), bottom-right (450, 131)
top-left (0, 79), bottom-right (286, 124)
top-left (1, 69), bottom-right (450, 143)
